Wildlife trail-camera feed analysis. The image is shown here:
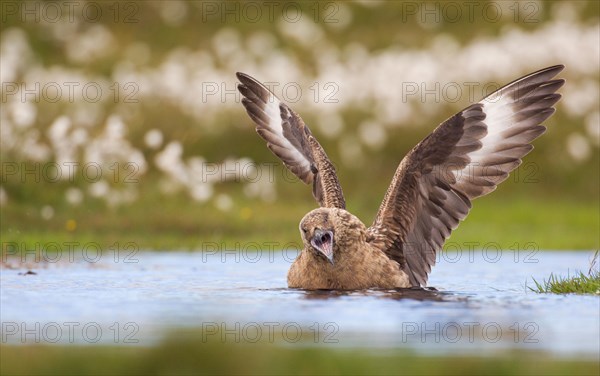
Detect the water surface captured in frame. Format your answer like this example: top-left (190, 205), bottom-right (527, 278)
top-left (1, 250), bottom-right (598, 358)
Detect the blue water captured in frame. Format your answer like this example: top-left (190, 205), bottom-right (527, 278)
top-left (1, 249), bottom-right (598, 358)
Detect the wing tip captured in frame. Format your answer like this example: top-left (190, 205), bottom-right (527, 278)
top-left (533, 64), bottom-right (565, 79)
top-left (529, 64), bottom-right (565, 83)
top-left (236, 72), bottom-right (261, 91)
top-left (237, 72), bottom-right (281, 106)
top-left (236, 71), bottom-right (250, 81)
top-left (544, 64), bottom-right (565, 72)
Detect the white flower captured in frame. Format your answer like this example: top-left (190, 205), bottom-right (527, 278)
top-left (144, 129), bottom-right (163, 149)
top-left (10, 100), bottom-right (36, 128)
top-left (359, 120), bottom-right (387, 150)
top-left (566, 133), bottom-right (591, 163)
top-left (40, 205), bottom-right (54, 220)
top-left (215, 194), bottom-right (233, 212)
top-left (89, 180), bottom-right (109, 198)
top-left (66, 188), bottom-right (84, 205)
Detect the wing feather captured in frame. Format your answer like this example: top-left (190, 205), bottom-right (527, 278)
top-left (237, 72), bottom-right (345, 208)
top-left (367, 65), bottom-right (565, 286)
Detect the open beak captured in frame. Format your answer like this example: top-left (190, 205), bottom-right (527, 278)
top-left (310, 229), bottom-right (334, 264)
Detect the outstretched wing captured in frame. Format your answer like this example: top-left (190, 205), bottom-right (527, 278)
top-left (236, 72), bottom-right (345, 208)
top-left (367, 65), bottom-right (565, 287)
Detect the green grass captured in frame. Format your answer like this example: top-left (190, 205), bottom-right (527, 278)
top-left (529, 251), bottom-right (600, 294)
top-left (1, 191), bottom-right (598, 253)
top-left (529, 271), bottom-right (600, 294)
top-left (1, 337), bottom-right (598, 376)
top-left (1, 189), bottom-right (598, 252)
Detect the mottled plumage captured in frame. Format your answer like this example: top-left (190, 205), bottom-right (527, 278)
top-left (236, 66), bottom-right (564, 289)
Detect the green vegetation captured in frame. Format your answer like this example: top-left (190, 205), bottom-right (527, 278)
top-left (530, 271), bottom-right (600, 294)
top-left (2, 190), bottom-right (598, 252)
top-left (1, 337), bottom-right (598, 376)
top-left (529, 251), bottom-right (600, 294)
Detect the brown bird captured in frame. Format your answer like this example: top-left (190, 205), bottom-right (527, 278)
top-left (236, 65), bottom-right (564, 289)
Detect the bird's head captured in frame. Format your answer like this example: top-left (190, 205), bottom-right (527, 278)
top-left (299, 208), bottom-right (363, 264)
top-left (299, 208), bottom-right (336, 264)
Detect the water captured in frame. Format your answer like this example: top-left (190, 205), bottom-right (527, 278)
top-left (1, 250), bottom-right (598, 358)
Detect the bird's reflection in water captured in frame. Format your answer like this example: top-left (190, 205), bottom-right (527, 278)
top-left (298, 287), bottom-right (467, 302)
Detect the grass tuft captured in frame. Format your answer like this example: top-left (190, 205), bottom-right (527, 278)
top-left (529, 251), bottom-right (600, 295)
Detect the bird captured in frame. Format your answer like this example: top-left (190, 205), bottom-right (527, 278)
top-left (236, 65), bottom-right (564, 290)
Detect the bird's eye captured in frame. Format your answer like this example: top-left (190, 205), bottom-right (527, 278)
top-left (302, 228), bottom-right (308, 234)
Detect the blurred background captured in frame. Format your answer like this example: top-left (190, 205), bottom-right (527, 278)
top-left (1, 0), bottom-right (598, 250)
